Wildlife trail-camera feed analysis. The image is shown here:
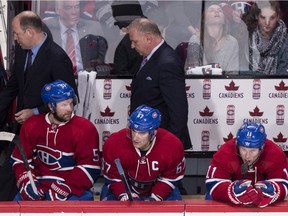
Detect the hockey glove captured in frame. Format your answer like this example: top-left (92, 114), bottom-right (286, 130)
top-left (118, 192), bottom-right (140, 201)
top-left (47, 181), bottom-right (71, 201)
top-left (17, 172), bottom-right (45, 201)
top-left (254, 180), bottom-right (281, 208)
top-left (149, 193), bottom-right (163, 201)
top-left (228, 180), bottom-right (259, 205)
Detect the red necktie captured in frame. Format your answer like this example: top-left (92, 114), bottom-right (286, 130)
top-left (66, 28), bottom-right (77, 74)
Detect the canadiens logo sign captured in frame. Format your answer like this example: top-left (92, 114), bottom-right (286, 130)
top-left (269, 80), bottom-right (288, 98)
top-left (185, 84), bottom-right (195, 99)
top-left (276, 105), bottom-right (285, 125)
top-left (119, 84), bottom-right (132, 98)
top-left (219, 80), bottom-right (244, 98)
top-left (193, 106), bottom-right (218, 124)
top-left (273, 132), bottom-right (288, 151)
top-left (243, 106), bottom-right (268, 124)
top-left (94, 106), bottom-right (119, 124)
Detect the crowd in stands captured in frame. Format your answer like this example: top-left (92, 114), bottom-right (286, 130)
top-left (34, 1), bottom-right (288, 76)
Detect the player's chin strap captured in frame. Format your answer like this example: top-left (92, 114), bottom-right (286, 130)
top-left (240, 148), bottom-right (262, 178)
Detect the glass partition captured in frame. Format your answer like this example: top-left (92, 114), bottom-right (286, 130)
top-left (29, 0), bottom-right (288, 77)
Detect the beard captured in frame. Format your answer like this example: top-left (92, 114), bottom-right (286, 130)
top-left (52, 111), bottom-right (72, 123)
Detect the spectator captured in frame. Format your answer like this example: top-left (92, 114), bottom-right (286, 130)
top-left (227, 1), bottom-right (254, 73)
top-left (100, 105), bottom-right (185, 201)
top-left (244, 0), bottom-right (288, 75)
top-left (12, 80), bottom-right (101, 201)
top-left (186, 2), bottom-right (239, 75)
top-left (44, 0), bottom-right (105, 73)
top-left (0, 11), bottom-right (77, 201)
top-left (110, 0), bottom-right (144, 75)
top-left (206, 122), bottom-right (288, 208)
top-left (129, 18), bottom-right (192, 150)
top-left (158, 1), bottom-right (201, 49)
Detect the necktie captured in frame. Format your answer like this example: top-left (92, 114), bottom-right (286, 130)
top-left (66, 28), bottom-right (77, 74)
top-left (139, 57), bottom-right (148, 71)
top-left (25, 50), bottom-right (33, 82)
top-left (25, 49), bottom-right (33, 72)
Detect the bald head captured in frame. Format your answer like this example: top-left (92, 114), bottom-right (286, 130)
top-left (12, 11), bottom-right (44, 49)
top-left (129, 18), bottom-right (162, 37)
top-left (128, 18), bottom-right (163, 57)
top-left (13, 11), bottom-right (43, 33)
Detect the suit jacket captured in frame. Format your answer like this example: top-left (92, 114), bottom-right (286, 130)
top-left (130, 42), bottom-right (192, 150)
top-left (44, 18), bottom-right (106, 68)
top-left (0, 36), bottom-right (77, 127)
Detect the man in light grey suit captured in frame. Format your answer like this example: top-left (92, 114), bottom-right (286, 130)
top-left (44, 0), bottom-right (106, 73)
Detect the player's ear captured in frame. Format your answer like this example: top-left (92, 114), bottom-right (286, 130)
top-left (48, 103), bottom-right (54, 112)
top-left (151, 129), bottom-right (157, 139)
top-left (154, 130), bottom-right (158, 136)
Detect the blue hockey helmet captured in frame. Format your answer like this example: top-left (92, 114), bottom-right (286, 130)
top-left (128, 105), bottom-right (161, 138)
top-left (41, 80), bottom-right (75, 110)
top-left (236, 122), bottom-right (267, 149)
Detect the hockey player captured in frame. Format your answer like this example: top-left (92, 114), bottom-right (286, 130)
top-left (206, 122), bottom-right (288, 208)
top-left (100, 104), bottom-right (185, 201)
top-left (11, 80), bottom-right (101, 201)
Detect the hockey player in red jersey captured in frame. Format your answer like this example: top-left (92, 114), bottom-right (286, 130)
top-left (11, 80), bottom-right (101, 201)
top-left (100, 105), bottom-right (185, 201)
top-left (206, 122), bottom-right (288, 208)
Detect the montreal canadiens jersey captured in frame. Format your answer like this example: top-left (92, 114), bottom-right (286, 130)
top-left (206, 138), bottom-right (288, 202)
top-left (102, 128), bottom-right (185, 200)
top-left (11, 113), bottom-right (101, 197)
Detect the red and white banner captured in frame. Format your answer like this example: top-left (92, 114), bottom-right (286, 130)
top-left (76, 78), bottom-right (288, 152)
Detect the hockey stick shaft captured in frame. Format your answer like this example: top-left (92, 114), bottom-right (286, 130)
top-left (114, 158), bottom-right (133, 201)
top-left (0, 131), bottom-right (38, 195)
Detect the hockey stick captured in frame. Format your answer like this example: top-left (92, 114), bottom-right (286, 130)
top-left (0, 131), bottom-right (38, 195)
top-left (114, 158), bottom-right (133, 201)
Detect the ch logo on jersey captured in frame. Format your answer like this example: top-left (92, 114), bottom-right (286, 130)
top-left (36, 145), bottom-right (62, 170)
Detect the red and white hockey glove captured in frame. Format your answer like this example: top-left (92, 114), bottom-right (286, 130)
top-left (118, 192), bottom-right (140, 201)
top-left (17, 172), bottom-right (45, 201)
top-left (228, 180), bottom-right (259, 205)
top-left (47, 181), bottom-right (71, 201)
top-left (254, 180), bottom-right (281, 208)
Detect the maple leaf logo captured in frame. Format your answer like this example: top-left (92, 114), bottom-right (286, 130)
top-left (100, 106), bottom-right (115, 117)
top-left (275, 80), bottom-right (288, 91)
top-left (273, 132), bottom-right (287, 143)
top-left (249, 106), bottom-right (264, 117)
top-left (199, 106), bottom-right (214, 117)
top-left (125, 84), bottom-right (132, 91)
top-left (225, 80), bottom-right (239, 91)
top-left (223, 132), bottom-right (234, 142)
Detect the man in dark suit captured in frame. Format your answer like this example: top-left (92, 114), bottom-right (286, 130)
top-left (0, 11), bottom-right (77, 201)
top-left (129, 18), bottom-right (192, 150)
top-left (43, 0), bottom-right (106, 73)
